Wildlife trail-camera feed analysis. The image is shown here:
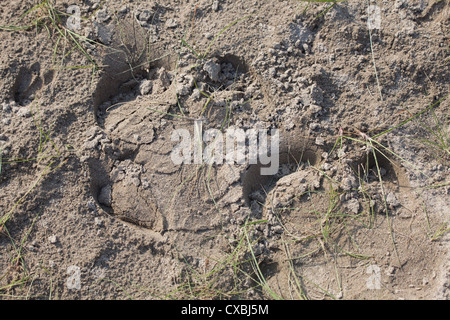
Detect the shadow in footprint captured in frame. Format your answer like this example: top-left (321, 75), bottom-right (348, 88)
top-left (12, 62), bottom-right (43, 104)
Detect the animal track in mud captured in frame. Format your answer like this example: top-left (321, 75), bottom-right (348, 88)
top-left (239, 131), bottom-right (438, 298)
top-left (89, 67), bottom-right (176, 231)
top-left (243, 131), bottom-right (415, 229)
top-left (242, 133), bottom-right (323, 206)
top-left (88, 52), bottom-right (253, 232)
top-left (92, 12), bottom-right (178, 113)
top-left (87, 38), bottom-right (417, 244)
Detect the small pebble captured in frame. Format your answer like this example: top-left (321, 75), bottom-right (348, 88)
top-left (48, 235), bottom-right (58, 244)
top-left (212, 0), bottom-right (220, 12)
top-left (165, 18), bottom-right (178, 28)
top-left (94, 217), bottom-right (103, 226)
top-left (17, 107), bottom-right (31, 118)
top-left (139, 80), bottom-right (153, 95)
top-left (315, 136), bottom-right (325, 146)
top-left (386, 192), bottom-right (400, 208)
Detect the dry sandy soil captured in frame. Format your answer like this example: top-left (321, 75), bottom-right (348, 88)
top-left (0, 0), bottom-right (449, 300)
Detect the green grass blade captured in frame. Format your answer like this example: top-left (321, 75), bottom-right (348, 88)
top-left (372, 95), bottom-right (448, 139)
top-left (243, 221), bottom-right (283, 300)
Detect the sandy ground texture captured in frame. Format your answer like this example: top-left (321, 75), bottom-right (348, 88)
top-left (0, 0), bottom-right (449, 300)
